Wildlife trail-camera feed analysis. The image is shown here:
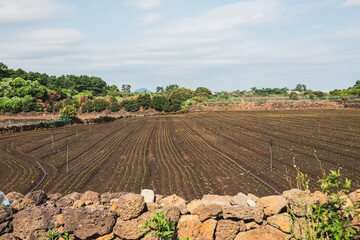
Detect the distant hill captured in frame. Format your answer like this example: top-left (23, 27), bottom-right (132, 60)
top-left (133, 88), bottom-right (152, 93)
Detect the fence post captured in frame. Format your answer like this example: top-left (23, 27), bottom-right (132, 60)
top-left (220, 126), bottom-right (222, 141)
top-left (66, 140), bottom-right (69, 173)
top-left (51, 130), bottom-right (54, 149)
top-left (317, 118), bottom-right (320, 133)
top-left (270, 140), bottom-right (273, 172)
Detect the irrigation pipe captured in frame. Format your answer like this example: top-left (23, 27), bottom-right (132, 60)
top-left (30, 159), bottom-right (48, 192)
top-left (182, 121), bottom-right (281, 195)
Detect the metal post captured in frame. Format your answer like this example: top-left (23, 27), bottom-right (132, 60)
top-left (66, 140), bottom-right (69, 173)
top-left (270, 140), bottom-right (273, 172)
top-left (51, 130), bottom-right (54, 149)
top-left (220, 126), bottom-right (222, 141)
top-left (317, 118), bottom-right (320, 133)
top-left (89, 122), bottom-right (91, 132)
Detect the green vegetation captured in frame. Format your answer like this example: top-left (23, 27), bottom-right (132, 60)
top-left (139, 210), bottom-right (176, 240)
top-left (289, 166), bottom-right (360, 240)
top-left (1, 62), bottom-right (359, 115)
top-left (39, 228), bottom-right (74, 240)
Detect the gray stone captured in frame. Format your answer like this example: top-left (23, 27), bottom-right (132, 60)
top-left (63, 208), bottom-right (116, 239)
top-left (223, 205), bottom-right (264, 223)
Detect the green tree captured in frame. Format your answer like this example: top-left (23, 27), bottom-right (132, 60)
top-left (195, 87), bottom-right (212, 97)
top-left (168, 87), bottom-right (193, 111)
top-left (121, 84), bottom-right (131, 93)
top-left (292, 84), bottom-right (307, 92)
top-left (165, 84), bottom-right (179, 93)
top-left (156, 86), bottom-right (164, 94)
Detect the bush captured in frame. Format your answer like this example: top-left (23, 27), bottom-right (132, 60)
top-left (93, 98), bottom-right (109, 112)
top-left (136, 93), bottom-right (151, 110)
top-left (151, 95), bottom-right (168, 112)
top-left (81, 100), bottom-right (94, 113)
top-left (109, 102), bottom-right (121, 112)
top-left (289, 92), bottom-right (298, 100)
top-left (46, 105), bottom-right (52, 113)
top-left (60, 104), bottom-right (78, 120)
top-left (53, 102), bottom-right (63, 112)
top-left (121, 98), bottom-right (140, 112)
top-left (289, 165), bottom-right (360, 240)
top-left (341, 96), bottom-right (349, 102)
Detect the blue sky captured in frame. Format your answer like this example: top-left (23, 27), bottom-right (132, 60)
top-left (0, 0), bottom-right (359, 92)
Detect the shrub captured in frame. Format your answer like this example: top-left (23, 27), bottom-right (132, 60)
top-left (53, 102), bottom-right (63, 112)
top-left (46, 105), bottom-right (53, 113)
top-left (81, 100), bottom-right (94, 113)
top-left (93, 98), bottom-right (109, 112)
top-left (139, 210), bottom-right (175, 240)
top-left (151, 95), bottom-right (168, 112)
top-left (109, 102), bottom-right (121, 112)
top-left (121, 98), bottom-right (140, 112)
top-left (288, 164), bottom-right (360, 240)
top-left (341, 96), bottom-right (349, 102)
top-left (289, 92), bottom-right (298, 100)
top-left (136, 93), bottom-right (151, 110)
top-left (60, 104), bottom-right (78, 120)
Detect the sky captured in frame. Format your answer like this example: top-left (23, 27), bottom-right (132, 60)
top-left (0, 0), bottom-right (359, 92)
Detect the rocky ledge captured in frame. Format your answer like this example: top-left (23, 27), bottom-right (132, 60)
top-left (0, 188), bottom-right (359, 240)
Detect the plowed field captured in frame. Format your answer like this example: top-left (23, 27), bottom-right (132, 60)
top-left (1, 109), bottom-right (359, 200)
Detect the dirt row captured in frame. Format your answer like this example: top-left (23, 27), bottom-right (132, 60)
top-left (0, 109), bottom-right (359, 200)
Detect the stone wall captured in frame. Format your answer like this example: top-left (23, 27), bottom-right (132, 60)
top-left (0, 189), bottom-right (359, 240)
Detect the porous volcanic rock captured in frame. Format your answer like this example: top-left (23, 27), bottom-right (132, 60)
top-left (215, 219), bottom-right (244, 240)
top-left (12, 206), bottom-right (60, 240)
top-left (5, 192), bottom-right (24, 203)
top-left (223, 205), bottom-right (264, 223)
top-left (62, 208), bottom-right (116, 239)
top-left (55, 197), bottom-right (74, 208)
top-left (267, 214), bottom-right (292, 233)
top-left (349, 189), bottom-right (360, 205)
top-left (201, 195), bottom-right (232, 208)
top-left (164, 206), bottom-right (181, 223)
top-left (235, 225), bottom-right (288, 240)
top-left (23, 190), bottom-right (47, 206)
top-left (198, 219), bottom-right (217, 240)
top-left (177, 215), bottom-right (202, 239)
top-left (193, 203), bottom-right (222, 222)
top-left (283, 189), bottom-right (312, 216)
top-left (160, 194), bottom-right (187, 215)
top-left (110, 193), bottom-right (145, 220)
top-left (257, 195), bottom-right (287, 216)
top-left (80, 191), bottom-right (100, 205)
top-left (231, 193), bottom-right (249, 206)
top-left (113, 211), bottom-right (152, 239)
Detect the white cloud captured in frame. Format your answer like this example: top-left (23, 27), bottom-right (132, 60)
top-left (0, 28), bottom-right (86, 60)
top-left (0, 0), bottom-right (71, 24)
top-left (125, 0), bottom-right (163, 10)
top-left (343, 0), bottom-right (360, 7)
top-left (333, 27), bottom-right (360, 39)
top-left (134, 13), bottom-right (162, 26)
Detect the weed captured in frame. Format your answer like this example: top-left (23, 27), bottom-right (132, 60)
top-left (139, 210), bottom-right (176, 240)
top-left (39, 228), bottom-right (74, 240)
top-left (288, 156), bottom-right (360, 240)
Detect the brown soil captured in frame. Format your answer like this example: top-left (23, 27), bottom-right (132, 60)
top-left (0, 109), bottom-right (359, 200)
